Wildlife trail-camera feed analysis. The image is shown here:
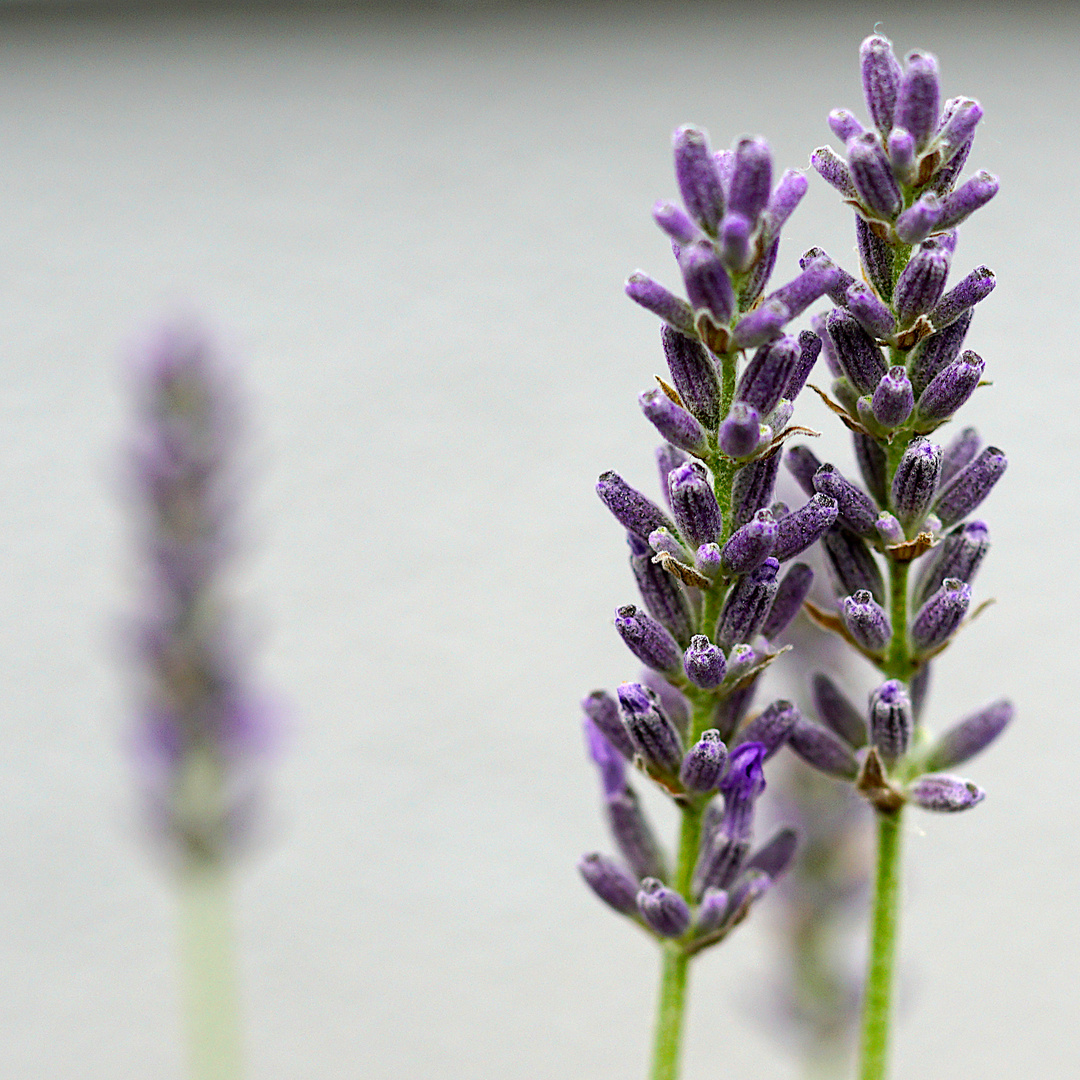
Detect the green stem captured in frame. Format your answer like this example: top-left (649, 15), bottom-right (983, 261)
top-left (858, 808), bottom-right (904, 1080)
top-left (177, 857), bottom-right (244, 1080)
top-left (883, 558), bottom-right (912, 682)
top-left (650, 943), bottom-right (691, 1080)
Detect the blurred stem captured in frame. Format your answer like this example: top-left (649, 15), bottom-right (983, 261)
top-left (650, 942), bottom-right (690, 1080)
top-left (178, 855), bottom-right (244, 1080)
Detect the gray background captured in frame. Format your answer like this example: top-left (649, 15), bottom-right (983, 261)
top-left (1, 2), bottom-right (1076, 1077)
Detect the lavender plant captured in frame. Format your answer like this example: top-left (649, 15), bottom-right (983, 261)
top-left (578, 35), bottom-right (1010, 1080)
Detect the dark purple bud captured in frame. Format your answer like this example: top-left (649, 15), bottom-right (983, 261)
top-left (917, 350), bottom-right (985, 424)
top-left (928, 266), bottom-right (996, 331)
top-left (694, 887), bottom-right (730, 935)
top-left (731, 450), bottom-right (781, 529)
top-left (626, 272), bottom-right (696, 334)
top-left (895, 193), bottom-right (943, 245)
top-left (653, 200), bottom-right (700, 245)
top-left (673, 125), bottom-right (726, 235)
top-left (640, 389), bottom-right (707, 455)
top-left (735, 699), bottom-right (798, 759)
top-left (848, 132), bottom-right (902, 219)
top-left (789, 717), bottom-right (860, 778)
top-left (616, 605), bottom-right (682, 675)
top-left (766, 257), bottom-right (842, 320)
top-left (861, 34), bottom-right (903, 135)
top-left (911, 578), bottom-right (971, 653)
top-left (760, 169), bottom-right (808, 242)
top-left (683, 635), bottom-right (727, 690)
top-left (785, 329), bottom-right (824, 400)
top-left (719, 402), bottom-right (763, 460)
top-left (907, 774), bottom-right (985, 812)
top-left (810, 145), bottom-right (858, 197)
top-left (678, 241), bottom-right (737, 327)
top-left (727, 136), bottom-right (772, 226)
top-left (617, 681), bottom-right (684, 776)
top-left (842, 590), bottom-right (891, 652)
top-left (812, 672), bottom-right (868, 748)
top-left (932, 447), bottom-right (1007, 527)
top-left (936, 172), bottom-right (999, 231)
top-left (732, 298), bottom-right (790, 350)
top-left (915, 520), bottom-right (990, 608)
top-left (895, 244), bottom-right (951, 328)
top-left (660, 325), bottom-right (722, 429)
top-left (828, 108), bottom-right (864, 143)
top-left (629, 537), bottom-right (694, 646)
top-left (940, 426), bottom-right (980, 487)
top-left (717, 212), bottom-right (752, 274)
top-left (847, 282), bottom-right (895, 340)
top-left (585, 718), bottom-right (628, 798)
top-left (736, 335), bottom-right (802, 417)
top-left (852, 432), bottom-right (888, 506)
top-left (813, 463), bottom-right (879, 537)
top-left (716, 558), bottom-right (780, 649)
top-left (605, 788), bottom-right (667, 882)
top-left (856, 217), bottom-right (895, 299)
top-left (909, 309), bottom-right (973, 397)
top-left (681, 730), bottom-right (729, 792)
top-left (745, 827), bottom-right (798, 880)
top-left (786, 444), bottom-right (824, 497)
top-left (936, 98), bottom-right (983, 164)
top-left (761, 562), bottom-right (813, 639)
top-left (822, 525), bottom-right (885, 602)
top-left (667, 461), bottom-right (722, 549)
top-left (721, 510), bottom-right (777, 575)
top-left (925, 699), bottom-right (1013, 771)
top-left (887, 127), bottom-right (917, 183)
top-left (583, 689), bottom-right (636, 761)
top-left (578, 853), bottom-right (641, 916)
top-left (597, 471), bottom-right (679, 543)
top-left (872, 366), bottom-right (914, 429)
top-left (895, 51), bottom-right (940, 150)
top-left (869, 679), bottom-right (913, 764)
top-left (637, 878), bottom-right (691, 937)
top-left (773, 493), bottom-right (838, 561)
top-left (892, 437), bottom-right (943, 528)
top-left (826, 308), bottom-right (888, 395)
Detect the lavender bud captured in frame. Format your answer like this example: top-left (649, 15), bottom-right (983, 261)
top-left (694, 887), bottom-right (730, 935)
top-left (766, 257), bottom-right (842, 320)
top-left (876, 511), bottom-right (906, 546)
top-left (739, 237), bottom-right (780, 308)
top-left (828, 108), bottom-right (864, 143)
top-left (785, 444), bottom-right (824, 497)
top-left (811, 144), bottom-right (859, 197)
top-left (731, 450), bottom-right (781, 529)
top-left (626, 272), bottom-right (696, 334)
top-left (932, 447), bottom-right (1007, 527)
top-left (804, 249), bottom-right (857, 306)
top-left (605, 788), bottom-right (667, 882)
top-left (745, 827), bottom-right (799, 881)
top-left (578, 853), bottom-right (641, 916)
top-left (629, 536), bottom-right (694, 646)
top-left (773, 493), bottom-right (839, 561)
top-left (719, 402), bottom-right (764, 460)
top-left (892, 437), bottom-right (943, 528)
top-left (732, 298), bottom-right (790, 350)
top-left (925, 699), bottom-right (1013, 771)
top-left (895, 193), bottom-right (943, 244)
top-left (895, 51), bottom-right (940, 150)
top-left (695, 542), bottom-right (724, 580)
top-left (928, 266), bottom-right (996, 331)
top-left (761, 169), bottom-right (808, 241)
top-left (789, 717), bottom-right (860, 778)
top-left (597, 471), bottom-right (679, 545)
top-left (725, 868), bottom-right (772, 923)
top-left (936, 171), bottom-right (999, 231)
top-left (895, 244), bottom-right (951, 328)
top-left (667, 461), bottom-right (722, 549)
top-left (785, 329), bottom-right (824, 400)
top-left (930, 133), bottom-right (973, 196)
top-left (736, 335), bottom-right (802, 418)
top-left (679, 241), bottom-right (737, 326)
top-left (848, 132), bottom-right (903, 219)
top-left (936, 98), bottom-right (983, 164)
top-left (847, 281), bottom-right (895, 340)
top-left (647, 527), bottom-right (689, 563)
top-left (673, 125), bottom-right (726, 235)
top-left (761, 562), bottom-right (813, 640)
top-left (656, 444), bottom-right (689, 507)
top-left (585, 718), bottom-right (628, 798)
top-left (583, 689), bottom-right (636, 761)
top-left (637, 878), bottom-right (692, 937)
top-left (735, 699), bottom-right (799, 759)
top-left (856, 217), bottom-right (895, 299)
top-left (852, 432), bottom-right (888, 506)
top-left (822, 525), bottom-right (885, 602)
top-left (615, 605), bottom-right (682, 674)
top-left (639, 389), bottom-right (707, 455)
top-left (861, 34), bottom-right (903, 134)
top-left (813, 464), bottom-right (879, 537)
top-left (940, 426), bottom-right (981, 487)
top-left (907, 774), bottom-right (985, 812)
top-left (716, 558), bottom-right (780, 649)
top-left (681, 730), bottom-right (729, 792)
top-left (826, 308), bottom-right (888, 395)
top-left (914, 520), bottom-right (990, 607)
top-left (617, 681), bottom-right (685, 777)
top-left (643, 672), bottom-right (691, 737)
top-left (725, 643), bottom-right (758, 684)
top-left (909, 309), bottom-right (973, 397)
top-left (721, 510), bottom-right (778, 575)
top-left (727, 136), bottom-right (772, 226)
top-left (917, 350), bottom-right (985, 424)
top-left (842, 590), bottom-right (891, 652)
top-left (660, 325), bottom-right (722, 428)
top-left (722, 741), bottom-right (768, 804)
top-left (812, 672), bottom-right (868, 749)
top-left (911, 578), bottom-right (971, 653)
top-left (718, 212), bottom-right (752, 274)
top-left (869, 680), bottom-right (913, 764)
top-left (652, 200), bottom-right (700, 245)
top-left (684, 635), bottom-right (727, 690)
top-left (872, 366), bottom-right (915, 428)
top-left (887, 127), bottom-right (917, 183)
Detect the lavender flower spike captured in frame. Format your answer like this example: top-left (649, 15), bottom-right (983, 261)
top-left (924, 699), bottom-right (1014, 771)
top-left (788, 717), bottom-right (860, 779)
top-left (679, 241), bottom-right (737, 326)
top-left (907, 775), bottom-right (986, 812)
top-left (606, 788), bottom-right (668, 882)
top-left (582, 689), bottom-right (636, 761)
top-left (936, 171), bottom-right (1000, 232)
top-left (813, 463), bottom-right (879, 537)
top-left (637, 878), bottom-right (692, 937)
top-left (812, 672), bottom-right (868, 748)
top-left (719, 402), bottom-right (764, 460)
top-left (810, 145), bottom-right (858, 199)
top-left (578, 853), bottom-right (641, 916)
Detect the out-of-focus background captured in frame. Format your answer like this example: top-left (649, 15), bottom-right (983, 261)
top-left (1, 2), bottom-right (1075, 1077)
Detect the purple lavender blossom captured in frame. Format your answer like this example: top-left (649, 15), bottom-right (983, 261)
top-left (907, 775), bottom-right (985, 812)
top-left (579, 853), bottom-right (641, 916)
top-left (638, 878), bottom-right (692, 937)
